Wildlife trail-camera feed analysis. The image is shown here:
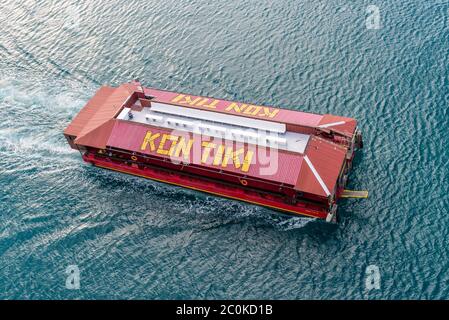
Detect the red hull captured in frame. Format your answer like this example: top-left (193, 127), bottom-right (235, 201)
top-left (64, 81), bottom-right (363, 222)
top-left (83, 153), bottom-right (329, 220)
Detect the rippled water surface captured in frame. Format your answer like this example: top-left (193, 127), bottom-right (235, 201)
top-left (1, 0), bottom-right (449, 299)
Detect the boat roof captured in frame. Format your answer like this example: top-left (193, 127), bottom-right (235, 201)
top-left (64, 82), bottom-right (351, 198)
top-left (144, 86), bottom-right (358, 137)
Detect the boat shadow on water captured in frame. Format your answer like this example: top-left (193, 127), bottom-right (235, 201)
top-left (80, 160), bottom-right (348, 240)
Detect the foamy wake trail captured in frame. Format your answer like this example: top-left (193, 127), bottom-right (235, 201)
top-left (274, 216), bottom-right (314, 230)
top-left (190, 197), bottom-right (314, 230)
top-left (0, 75), bottom-right (88, 158)
top-left (0, 76), bottom-right (315, 229)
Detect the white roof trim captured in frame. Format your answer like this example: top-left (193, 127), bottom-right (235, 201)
top-left (151, 102), bottom-right (286, 133)
top-left (304, 155), bottom-right (331, 197)
top-left (117, 107), bottom-right (310, 154)
top-left (318, 121), bottom-right (346, 128)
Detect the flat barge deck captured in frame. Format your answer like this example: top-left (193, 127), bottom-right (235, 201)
top-left (64, 81), bottom-right (364, 222)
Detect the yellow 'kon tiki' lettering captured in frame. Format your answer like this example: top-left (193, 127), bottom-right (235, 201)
top-left (225, 103), bottom-right (280, 119)
top-left (213, 145), bottom-right (225, 166)
top-left (222, 147), bottom-right (242, 169)
top-left (241, 150), bottom-right (254, 172)
top-left (171, 94), bottom-right (185, 103)
top-left (196, 98), bottom-right (219, 109)
top-left (174, 137), bottom-right (194, 160)
top-left (172, 95), bottom-right (219, 109)
top-left (140, 131), bottom-right (160, 151)
top-left (259, 107), bottom-right (279, 118)
top-left (225, 103), bottom-right (247, 113)
top-left (201, 142), bottom-right (216, 164)
top-left (171, 94), bottom-right (202, 106)
top-left (221, 147), bottom-right (254, 172)
top-left (157, 134), bottom-right (179, 155)
top-left (243, 105), bottom-right (262, 115)
top-left (140, 132), bottom-right (253, 172)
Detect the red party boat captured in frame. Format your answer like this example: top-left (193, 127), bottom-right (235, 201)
top-left (64, 81), bottom-right (366, 222)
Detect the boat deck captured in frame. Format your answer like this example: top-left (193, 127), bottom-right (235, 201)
top-left (116, 102), bottom-right (311, 154)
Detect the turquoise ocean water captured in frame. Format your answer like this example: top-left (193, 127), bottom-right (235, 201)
top-left (0, 0), bottom-right (448, 299)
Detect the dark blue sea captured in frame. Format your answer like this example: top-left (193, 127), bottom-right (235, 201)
top-left (1, 0), bottom-right (448, 299)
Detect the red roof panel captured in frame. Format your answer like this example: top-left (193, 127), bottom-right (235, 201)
top-left (64, 86), bottom-right (115, 137)
top-left (74, 119), bottom-right (117, 149)
top-left (295, 136), bottom-right (346, 197)
top-left (106, 121), bottom-right (304, 186)
top-left (143, 87), bottom-right (324, 128)
top-left (318, 114), bottom-right (358, 136)
top-left (65, 82), bottom-right (352, 200)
